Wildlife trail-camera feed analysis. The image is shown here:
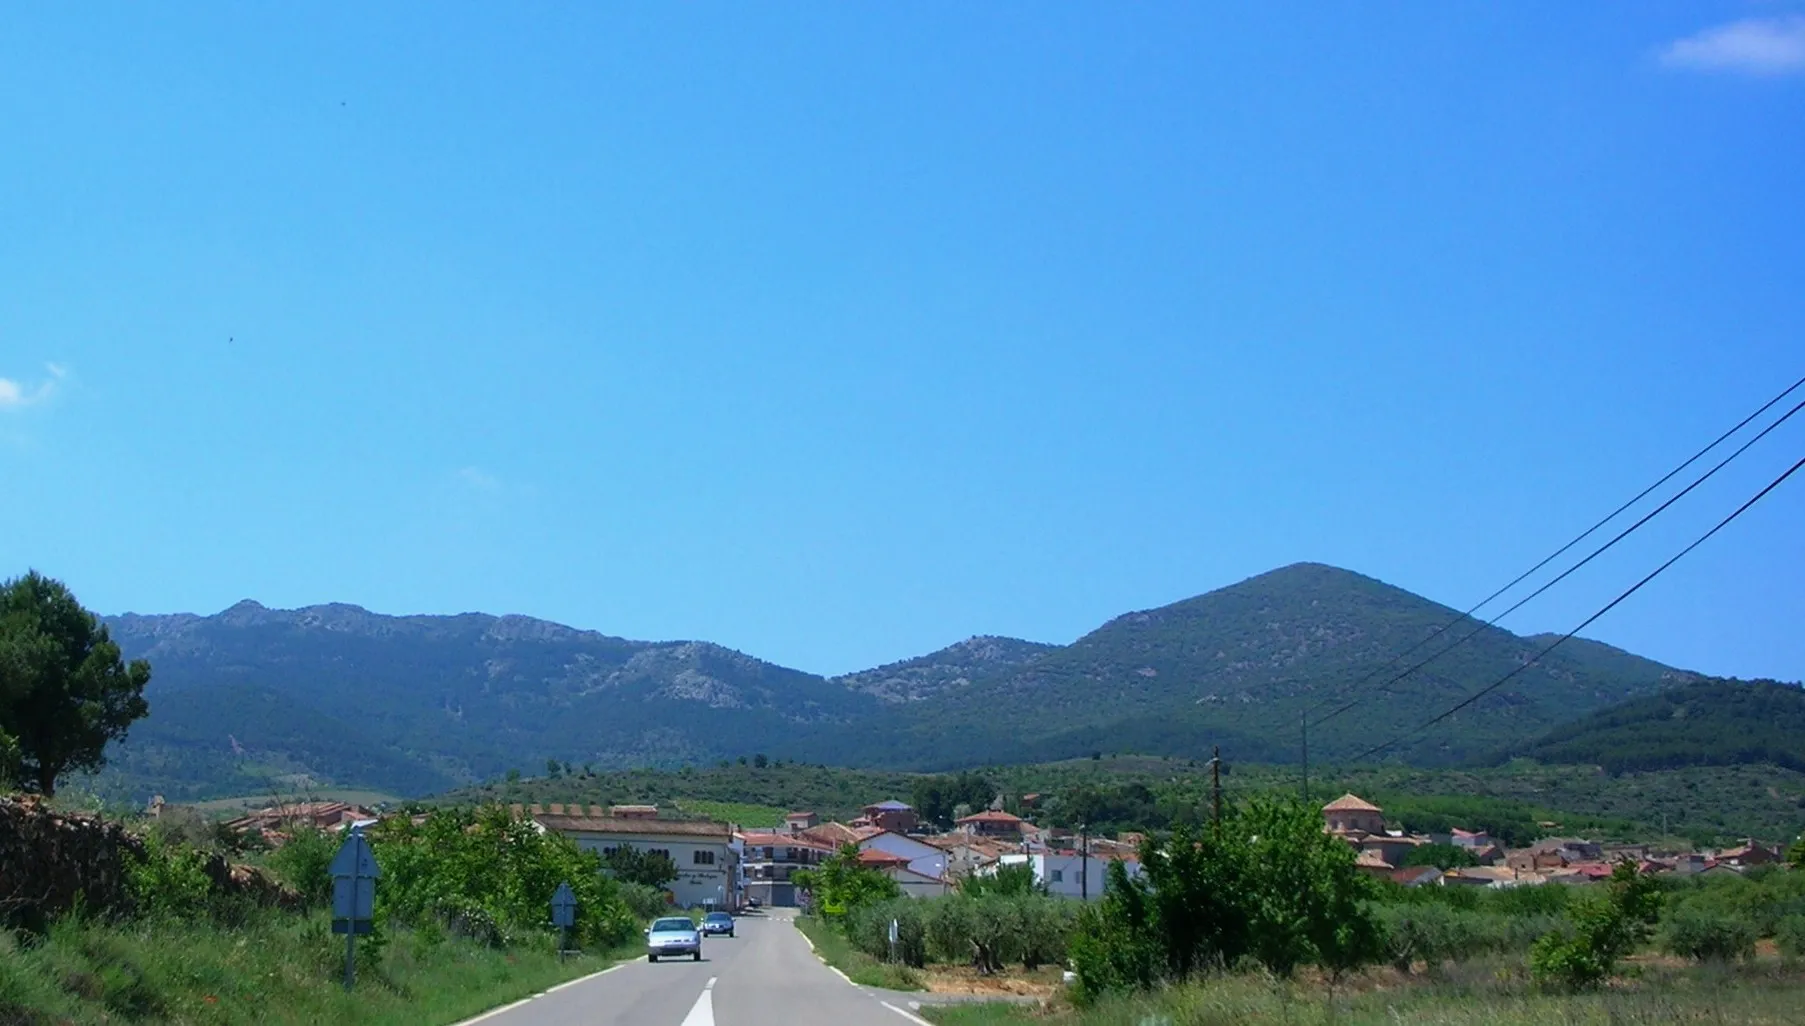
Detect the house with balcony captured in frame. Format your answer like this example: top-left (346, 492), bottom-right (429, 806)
top-left (737, 831), bottom-right (832, 907)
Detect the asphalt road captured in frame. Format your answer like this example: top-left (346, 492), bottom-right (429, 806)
top-left (457, 910), bottom-right (928, 1026)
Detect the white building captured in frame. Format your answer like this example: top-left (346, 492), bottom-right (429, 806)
top-left (857, 830), bottom-right (948, 882)
top-left (996, 852), bottom-right (1142, 901)
top-left (527, 804), bottom-right (740, 909)
top-left (857, 850), bottom-right (952, 898)
top-left (738, 831), bottom-right (832, 908)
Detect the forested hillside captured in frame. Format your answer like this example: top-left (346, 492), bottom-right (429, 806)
top-left (779, 564), bottom-right (1695, 770)
top-left (90, 564), bottom-right (1707, 801)
top-left (99, 601), bottom-right (879, 800)
top-left (1499, 678), bottom-right (1805, 774)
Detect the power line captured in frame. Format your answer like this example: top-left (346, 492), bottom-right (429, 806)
top-left (1303, 373), bottom-right (1805, 721)
top-left (1349, 453), bottom-right (1805, 764)
top-left (1308, 391), bottom-right (1805, 731)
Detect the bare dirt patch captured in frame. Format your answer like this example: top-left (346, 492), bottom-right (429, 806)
top-left (923, 965), bottom-right (1064, 997)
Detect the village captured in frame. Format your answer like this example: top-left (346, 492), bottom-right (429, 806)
top-left (196, 789), bottom-right (1792, 911)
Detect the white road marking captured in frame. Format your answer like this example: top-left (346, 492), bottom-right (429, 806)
top-left (452, 997), bottom-right (536, 1026)
top-left (544, 961), bottom-right (627, 994)
top-left (679, 977), bottom-right (718, 1026)
top-left (448, 960), bottom-right (633, 1025)
top-left (882, 1001), bottom-right (935, 1026)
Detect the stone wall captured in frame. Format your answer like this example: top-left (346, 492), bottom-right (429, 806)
top-left (0, 794), bottom-right (298, 929)
top-left (0, 794), bottom-right (143, 927)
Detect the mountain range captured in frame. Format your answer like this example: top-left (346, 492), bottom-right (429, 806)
top-left (94, 563), bottom-right (1707, 801)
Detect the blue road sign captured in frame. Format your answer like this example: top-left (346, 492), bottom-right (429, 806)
top-left (332, 875), bottom-right (377, 925)
top-left (329, 828), bottom-right (382, 985)
top-left (329, 831), bottom-right (381, 881)
top-left (551, 881), bottom-right (577, 928)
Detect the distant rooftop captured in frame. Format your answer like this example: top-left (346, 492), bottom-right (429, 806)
top-left (1322, 793), bottom-right (1382, 814)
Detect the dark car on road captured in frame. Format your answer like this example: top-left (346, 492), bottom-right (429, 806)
top-left (701, 911), bottom-right (735, 937)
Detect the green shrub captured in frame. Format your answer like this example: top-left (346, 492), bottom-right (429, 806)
top-left (1068, 865), bottom-right (1162, 1002)
top-left (1776, 914), bottom-right (1805, 958)
top-left (845, 898), bottom-right (927, 967)
top-left (126, 832), bottom-right (212, 920)
top-left (369, 806), bottom-right (636, 950)
top-left (1530, 930), bottom-right (1607, 991)
top-left (1375, 900), bottom-right (1562, 969)
top-left (266, 826), bottom-right (337, 909)
top-left (1529, 864), bottom-right (1661, 991)
top-left (1662, 906), bottom-right (1756, 963)
top-left (616, 882), bottom-right (671, 922)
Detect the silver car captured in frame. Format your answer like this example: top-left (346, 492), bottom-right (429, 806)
top-left (646, 916), bottom-right (702, 962)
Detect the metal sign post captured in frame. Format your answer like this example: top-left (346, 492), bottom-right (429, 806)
top-left (330, 828), bottom-right (381, 991)
top-left (888, 917), bottom-right (899, 964)
top-left (551, 881), bottom-right (577, 961)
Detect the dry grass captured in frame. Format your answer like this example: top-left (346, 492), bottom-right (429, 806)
top-left (921, 957), bottom-right (1805, 1026)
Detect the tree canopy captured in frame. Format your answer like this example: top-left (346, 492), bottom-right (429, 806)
top-left (911, 771), bottom-right (995, 829)
top-left (0, 571), bottom-right (151, 794)
top-left (600, 845), bottom-right (678, 890)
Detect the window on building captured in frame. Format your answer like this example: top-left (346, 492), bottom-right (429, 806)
top-left (694, 850), bottom-right (716, 865)
top-left (1049, 869), bottom-right (1064, 882)
top-left (649, 849), bottom-right (671, 860)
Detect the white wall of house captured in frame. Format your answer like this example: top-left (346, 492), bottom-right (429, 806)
top-left (561, 829), bottom-right (738, 908)
top-left (888, 867), bottom-right (953, 899)
top-left (859, 831), bottom-right (948, 882)
top-left (998, 853), bottom-right (1140, 901)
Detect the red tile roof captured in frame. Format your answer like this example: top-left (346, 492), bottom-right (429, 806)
top-left (856, 849), bottom-right (911, 867)
top-left (737, 831), bottom-right (831, 850)
top-left (1322, 794), bottom-right (1382, 813)
top-left (956, 810), bottom-right (1025, 824)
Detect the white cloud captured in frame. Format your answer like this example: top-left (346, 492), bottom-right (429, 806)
top-left (1661, 15), bottom-right (1805, 76)
top-left (0, 364), bottom-right (61, 411)
top-left (457, 466), bottom-right (501, 491)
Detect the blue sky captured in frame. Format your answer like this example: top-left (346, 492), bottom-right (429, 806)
top-left (2, 4), bottom-right (1801, 683)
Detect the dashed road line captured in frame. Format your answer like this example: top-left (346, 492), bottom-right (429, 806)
top-left (679, 976), bottom-right (718, 1026)
top-left (882, 1000), bottom-right (935, 1026)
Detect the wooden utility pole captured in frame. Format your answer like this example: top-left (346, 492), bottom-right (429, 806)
top-left (1211, 745), bottom-right (1222, 831)
top-left (1080, 823), bottom-right (1089, 901)
top-left (1301, 711), bottom-right (1310, 805)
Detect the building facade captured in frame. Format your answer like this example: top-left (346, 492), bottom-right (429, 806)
top-left (528, 805), bottom-right (739, 909)
top-left (737, 831), bottom-right (830, 907)
top-left (995, 852), bottom-right (1141, 900)
top-left (855, 801), bottom-right (919, 834)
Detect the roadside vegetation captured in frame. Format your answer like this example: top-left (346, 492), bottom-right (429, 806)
top-left (791, 793), bottom-right (1805, 1018)
top-left (0, 573), bottom-right (661, 1026)
top-left (0, 910), bottom-right (623, 1026)
top-left (1, 803), bottom-right (649, 1025)
top-left (920, 965), bottom-right (1805, 1026)
top-left (794, 911), bottom-right (924, 990)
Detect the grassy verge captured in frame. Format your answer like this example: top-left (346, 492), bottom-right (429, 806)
top-left (0, 910), bottom-right (633, 1026)
top-left (920, 960), bottom-right (1805, 1026)
top-left (793, 914), bottom-right (925, 991)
